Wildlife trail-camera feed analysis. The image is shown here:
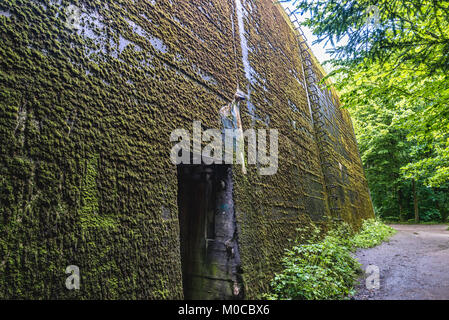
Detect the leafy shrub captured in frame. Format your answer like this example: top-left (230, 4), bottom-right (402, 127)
top-left (265, 219), bottom-right (395, 300)
top-left (419, 208), bottom-right (442, 222)
top-left (267, 231), bottom-right (360, 300)
top-left (351, 219), bottom-right (396, 248)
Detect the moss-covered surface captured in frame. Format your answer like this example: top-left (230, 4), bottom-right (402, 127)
top-left (306, 39), bottom-right (375, 230)
top-left (0, 0), bottom-right (373, 299)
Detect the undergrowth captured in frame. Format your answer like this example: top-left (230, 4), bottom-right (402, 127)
top-left (351, 219), bottom-right (396, 248)
top-left (264, 218), bottom-right (396, 300)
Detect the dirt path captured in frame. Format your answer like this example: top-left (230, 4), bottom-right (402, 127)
top-left (353, 224), bottom-right (449, 300)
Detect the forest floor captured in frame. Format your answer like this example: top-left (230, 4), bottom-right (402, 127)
top-left (353, 224), bottom-right (449, 300)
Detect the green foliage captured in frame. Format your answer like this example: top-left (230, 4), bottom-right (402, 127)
top-left (351, 219), bottom-right (396, 248)
top-left (266, 230), bottom-right (359, 300)
top-left (265, 219), bottom-right (395, 300)
top-left (291, 0), bottom-right (449, 74)
top-left (344, 92), bottom-right (449, 221)
top-left (418, 208), bottom-right (441, 223)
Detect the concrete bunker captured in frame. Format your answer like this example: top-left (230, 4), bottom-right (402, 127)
top-left (177, 163), bottom-right (243, 299)
top-left (0, 0), bottom-right (375, 299)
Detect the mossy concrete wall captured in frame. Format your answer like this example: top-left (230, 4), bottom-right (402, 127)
top-left (0, 0), bottom-right (374, 299)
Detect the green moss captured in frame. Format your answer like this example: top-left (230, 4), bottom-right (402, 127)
top-left (78, 155), bottom-right (117, 230)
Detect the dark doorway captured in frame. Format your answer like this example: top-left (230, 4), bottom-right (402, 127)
top-left (177, 164), bottom-right (243, 300)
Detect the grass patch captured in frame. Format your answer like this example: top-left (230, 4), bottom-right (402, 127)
top-left (264, 219), bottom-right (396, 300)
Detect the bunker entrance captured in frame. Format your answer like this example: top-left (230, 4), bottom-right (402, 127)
top-left (177, 164), bottom-right (243, 300)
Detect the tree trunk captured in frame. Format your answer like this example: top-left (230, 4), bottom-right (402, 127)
top-left (434, 188), bottom-right (448, 223)
top-left (435, 197), bottom-right (441, 222)
top-left (398, 188), bottom-right (405, 222)
top-left (412, 179), bottom-right (419, 223)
